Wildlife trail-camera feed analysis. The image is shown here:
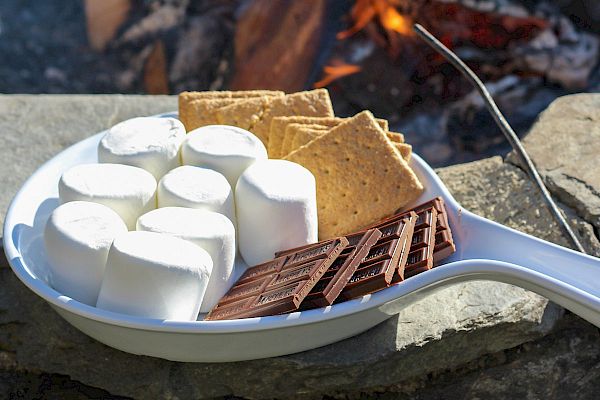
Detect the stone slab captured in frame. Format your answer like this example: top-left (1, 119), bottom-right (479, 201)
top-left (0, 95), bottom-right (598, 398)
top-left (352, 314), bottom-right (600, 400)
top-left (507, 93), bottom-right (600, 228)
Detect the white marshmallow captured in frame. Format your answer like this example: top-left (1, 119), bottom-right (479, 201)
top-left (157, 165), bottom-right (236, 225)
top-left (44, 201), bottom-right (128, 305)
top-left (96, 231), bottom-right (212, 321)
top-left (181, 125), bottom-right (267, 189)
top-left (98, 117), bottom-right (186, 180)
top-left (59, 163), bottom-right (157, 230)
top-left (136, 207), bottom-right (236, 312)
top-left (235, 159), bottom-right (318, 266)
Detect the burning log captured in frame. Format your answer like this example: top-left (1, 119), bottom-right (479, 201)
top-left (143, 40), bottom-right (169, 94)
top-left (85, 0), bottom-right (131, 51)
top-left (230, 0), bottom-right (327, 92)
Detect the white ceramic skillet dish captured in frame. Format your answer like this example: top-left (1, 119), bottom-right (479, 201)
top-left (5, 113), bottom-right (600, 362)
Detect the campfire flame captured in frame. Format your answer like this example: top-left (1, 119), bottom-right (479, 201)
top-left (316, 0), bottom-right (412, 87)
top-left (314, 61), bottom-right (362, 88)
top-left (337, 0), bottom-right (414, 40)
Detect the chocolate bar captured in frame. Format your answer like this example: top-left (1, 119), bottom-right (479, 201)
top-left (205, 237), bottom-right (348, 320)
top-left (371, 197), bottom-right (455, 264)
top-left (301, 229), bottom-right (382, 308)
top-left (273, 227), bottom-right (373, 259)
top-left (435, 229), bottom-right (455, 260)
top-left (404, 206), bottom-right (437, 278)
top-left (274, 242), bottom-right (316, 258)
top-left (388, 213), bottom-right (418, 283)
top-left (405, 248), bottom-right (430, 276)
top-left (367, 203), bottom-right (437, 278)
top-left (431, 198), bottom-right (455, 262)
top-left (210, 197), bottom-right (457, 320)
top-left (401, 197), bottom-right (454, 263)
top-left (338, 233), bottom-right (409, 301)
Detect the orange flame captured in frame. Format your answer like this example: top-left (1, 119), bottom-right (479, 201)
top-left (337, 0), bottom-right (414, 40)
top-left (316, 0), bottom-right (411, 87)
top-left (314, 62), bottom-right (362, 88)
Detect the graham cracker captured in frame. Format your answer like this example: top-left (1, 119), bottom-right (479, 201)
top-left (270, 118), bottom-right (341, 158)
top-left (254, 89), bottom-right (335, 147)
top-left (179, 89), bottom-right (281, 107)
top-left (284, 111), bottom-right (423, 239)
top-left (289, 125), bottom-right (329, 155)
top-left (217, 89), bottom-right (335, 148)
top-left (181, 98), bottom-right (237, 132)
top-left (269, 116), bottom-right (389, 158)
top-left (285, 125), bottom-right (412, 163)
top-left (283, 124), bottom-right (329, 156)
top-left (387, 131), bottom-right (405, 143)
top-left (216, 96), bottom-right (273, 134)
top-left (395, 143), bottom-right (412, 162)
top-left (178, 90), bottom-right (283, 132)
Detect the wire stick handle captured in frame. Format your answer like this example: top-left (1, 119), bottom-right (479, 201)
top-left (413, 23), bottom-right (586, 254)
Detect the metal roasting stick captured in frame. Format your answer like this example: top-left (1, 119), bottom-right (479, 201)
top-left (413, 23), bottom-right (587, 254)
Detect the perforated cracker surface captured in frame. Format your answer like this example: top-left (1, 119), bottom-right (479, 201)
top-left (285, 111), bottom-right (423, 239)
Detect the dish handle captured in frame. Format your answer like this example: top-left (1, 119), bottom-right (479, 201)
top-left (455, 210), bottom-right (600, 300)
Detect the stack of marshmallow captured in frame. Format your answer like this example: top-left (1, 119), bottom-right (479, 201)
top-left (44, 117), bottom-right (318, 321)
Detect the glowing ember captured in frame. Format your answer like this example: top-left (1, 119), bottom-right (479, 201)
top-left (314, 62), bottom-right (362, 88)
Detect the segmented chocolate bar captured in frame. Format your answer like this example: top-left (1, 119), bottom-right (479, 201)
top-left (273, 227), bottom-right (370, 260)
top-left (338, 260), bottom-right (395, 300)
top-left (338, 235), bottom-right (407, 301)
top-left (236, 257), bottom-right (287, 285)
top-left (404, 206), bottom-right (437, 278)
top-left (301, 229), bottom-right (382, 309)
top-left (431, 198), bottom-right (455, 263)
top-left (206, 237), bottom-right (349, 320)
top-left (434, 229), bottom-right (455, 260)
top-left (389, 212), bottom-right (417, 283)
top-left (211, 197), bottom-right (457, 319)
top-left (273, 242), bottom-right (315, 258)
top-left (370, 197), bottom-right (455, 265)
top-left (401, 197), bottom-right (455, 263)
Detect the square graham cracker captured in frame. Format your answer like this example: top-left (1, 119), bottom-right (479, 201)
top-left (270, 116), bottom-right (389, 158)
top-left (284, 125), bottom-right (410, 163)
top-left (181, 98), bottom-right (236, 132)
top-left (179, 89), bottom-right (281, 107)
top-left (270, 117), bottom-right (343, 158)
top-left (284, 111), bottom-right (423, 239)
top-left (283, 124), bottom-right (329, 156)
top-left (254, 89), bottom-right (334, 147)
top-left (288, 126), bottom-right (411, 163)
top-left (220, 89), bottom-right (334, 148)
top-left (289, 125), bottom-right (329, 155)
top-left (387, 131), bottom-right (405, 143)
top-left (395, 143), bottom-right (412, 161)
top-left (216, 96), bottom-right (273, 135)
top-left (179, 90), bottom-right (283, 132)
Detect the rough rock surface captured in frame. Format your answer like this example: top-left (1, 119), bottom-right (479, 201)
top-left (0, 95), bottom-right (599, 398)
top-left (345, 314), bottom-right (600, 400)
top-left (441, 157), bottom-right (600, 257)
top-left (507, 94), bottom-right (600, 229)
